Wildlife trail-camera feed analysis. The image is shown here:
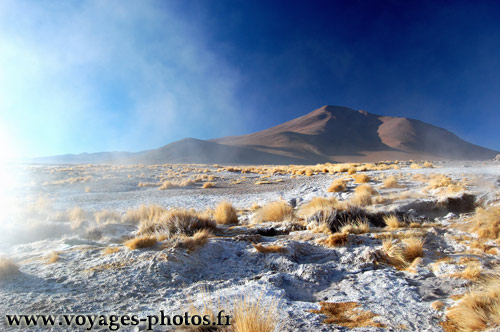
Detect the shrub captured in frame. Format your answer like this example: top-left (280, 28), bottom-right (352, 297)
top-left (253, 201), bottom-right (294, 223)
top-left (214, 201), bottom-right (239, 225)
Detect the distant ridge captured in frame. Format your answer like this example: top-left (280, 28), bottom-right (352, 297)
top-left (34, 105), bottom-right (498, 164)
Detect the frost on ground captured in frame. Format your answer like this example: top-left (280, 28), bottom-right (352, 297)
top-left (1, 160), bottom-right (500, 331)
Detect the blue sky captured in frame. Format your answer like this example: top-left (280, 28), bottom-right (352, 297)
top-left (1, 0), bottom-right (499, 158)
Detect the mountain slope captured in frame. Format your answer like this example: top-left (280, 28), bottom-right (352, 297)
top-left (213, 105), bottom-right (497, 162)
top-left (33, 105), bottom-right (497, 164)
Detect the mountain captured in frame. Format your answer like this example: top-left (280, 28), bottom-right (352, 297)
top-left (33, 105), bottom-right (498, 164)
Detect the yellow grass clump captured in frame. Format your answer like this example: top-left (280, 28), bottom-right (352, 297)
top-left (122, 204), bottom-right (167, 224)
top-left (309, 302), bottom-right (385, 328)
top-left (383, 215), bottom-right (402, 229)
top-left (253, 243), bottom-right (287, 254)
top-left (382, 176), bottom-right (401, 188)
top-left (124, 235), bottom-right (158, 250)
top-left (340, 219), bottom-right (370, 234)
top-left (319, 233), bottom-right (348, 247)
top-left (94, 210), bottom-right (121, 224)
top-left (451, 261), bottom-right (482, 281)
top-left (351, 184), bottom-right (377, 206)
top-left (0, 258), bottom-right (19, 279)
top-left (214, 201), bottom-right (239, 225)
top-left (159, 181), bottom-right (181, 190)
top-left (297, 197), bottom-right (338, 220)
top-left (353, 174), bottom-right (370, 184)
top-left (431, 300), bottom-right (445, 311)
top-left (231, 296), bottom-right (279, 332)
top-left (102, 247), bottom-right (120, 255)
top-left (327, 179), bottom-right (347, 192)
top-left (441, 273), bottom-right (500, 332)
top-left (253, 201), bottom-right (294, 223)
top-left (202, 182), bottom-right (216, 189)
top-left (47, 251), bottom-right (60, 264)
top-left (469, 205), bottom-right (500, 241)
top-left (379, 237), bottom-right (425, 270)
top-left (402, 237), bottom-right (425, 263)
top-left (175, 229), bottom-right (212, 252)
top-left (138, 208), bottom-right (216, 237)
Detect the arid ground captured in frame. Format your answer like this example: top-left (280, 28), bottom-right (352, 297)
top-left (1, 160), bottom-right (500, 331)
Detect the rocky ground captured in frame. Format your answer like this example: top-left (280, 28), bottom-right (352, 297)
top-left (0, 160), bottom-right (499, 331)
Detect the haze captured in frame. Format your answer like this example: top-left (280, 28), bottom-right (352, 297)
top-left (1, 0), bottom-right (499, 159)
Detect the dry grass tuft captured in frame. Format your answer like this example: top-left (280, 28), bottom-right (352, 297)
top-left (47, 251), bottom-right (59, 264)
top-left (138, 208), bottom-right (216, 237)
top-left (202, 182), bottom-right (216, 189)
top-left (253, 201), bottom-right (294, 223)
top-left (319, 233), bottom-right (348, 247)
top-left (253, 243), bottom-right (287, 254)
top-left (176, 229), bottom-right (211, 252)
top-left (102, 247), bottom-right (120, 255)
top-left (431, 300), bottom-right (445, 311)
top-left (0, 258), bottom-right (19, 279)
top-left (469, 205), bottom-right (500, 241)
top-left (309, 302), bottom-right (385, 328)
top-left (353, 174), bottom-right (370, 184)
top-left (402, 237), bottom-right (425, 263)
top-left (382, 176), bottom-right (401, 188)
top-left (351, 184), bottom-right (377, 206)
top-left (214, 201), bottom-right (239, 225)
top-left (94, 210), bottom-right (121, 224)
top-left (383, 215), bottom-right (402, 229)
top-left (124, 235), bottom-right (158, 250)
top-left (297, 197), bottom-right (338, 220)
top-left (451, 261), bottom-right (482, 281)
top-left (122, 205), bottom-right (167, 224)
top-left (442, 273), bottom-right (500, 332)
top-left (340, 219), bottom-right (370, 234)
top-left (379, 237), bottom-right (425, 270)
top-left (159, 181), bottom-right (181, 190)
top-left (327, 178), bottom-right (347, 192)
top-left (231, 296), bottom-right (279, 332)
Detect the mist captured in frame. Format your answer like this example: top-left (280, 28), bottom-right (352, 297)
top-left (0, 0), bottom-right (247, 158)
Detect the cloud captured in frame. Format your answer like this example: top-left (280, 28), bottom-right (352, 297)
top-left (0, 0), bottom-right (245, 157)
